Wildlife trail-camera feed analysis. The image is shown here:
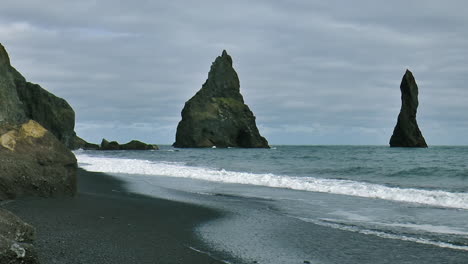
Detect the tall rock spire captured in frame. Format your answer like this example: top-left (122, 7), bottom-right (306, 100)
top-left (173, 50), bottom-right (269, 148)
top-left (389, 69), bottom-right (427, 147)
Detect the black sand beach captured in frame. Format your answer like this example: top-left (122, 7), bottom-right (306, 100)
top-left (3, 169), bottom-right (229, 264)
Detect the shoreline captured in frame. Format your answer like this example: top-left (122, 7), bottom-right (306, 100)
top-left (3, 168), bottom-right (231, 264)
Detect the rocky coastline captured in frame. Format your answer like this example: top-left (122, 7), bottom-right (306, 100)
top-left (0, 40), bottom-right (437, 263)
top-left (0, 42), bottom-right (162, 263)
top-left (0, 43), bottom-right (78, 263)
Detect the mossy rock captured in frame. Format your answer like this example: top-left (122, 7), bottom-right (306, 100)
top-left (174, 50), bottom-right (269, 148)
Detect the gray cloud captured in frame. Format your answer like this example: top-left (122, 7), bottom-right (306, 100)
top-left (1, 0), bottom-right (467, 145)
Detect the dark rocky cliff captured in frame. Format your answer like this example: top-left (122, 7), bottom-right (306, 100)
top-left (174, 50), bottom-right (269, 148)
top-left (0, 43), bottom-right (77, 149)
top-left (15, 79), bottom-right (76, 149)
top-left (0, 44), bottom-right (27, 125)
top-left (0, 43), bottom-right (78, 263)
top-left (0, 43), bottom-right (77, 197)
top-left (389, 70), bottom-right (428, 147)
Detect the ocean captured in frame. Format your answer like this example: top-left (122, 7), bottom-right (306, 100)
top-left (75, 146), bottom-right (468, 264)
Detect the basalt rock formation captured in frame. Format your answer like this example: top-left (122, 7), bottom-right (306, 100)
top-left (0, 43), bottom-right (77, 149)
top-left (120, 140), bottom-right (159, 150)
top-left (0, 208), bottom-right (38, 264)
top-left (173, 50), bottom-right (269, 148)
top-left (0, 44), bottom-right (78, 198)
top-left (390, 70), bottom-right (428, 147)
top-left (100, 138), bottom-right (121, 150)
top-left (0, 120), bottom-right (77, 200)
top-left (0, 44), bottom-right (27, 124)
top-left (73, 136), bottom-right (100, 150)
top-left (0, 120), bottom-right (76, 263)
top-left (0, 43), bottom-right (78, 263)
top-left (100, 138), bottom-right (159, 150)
top-left (15, 79), bottom-right (76, 149)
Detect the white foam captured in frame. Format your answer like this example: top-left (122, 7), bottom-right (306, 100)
top-left (295, 217), bottom-right (468, 251)
top-left (377, 222), bottom-right (468, 236)
top-left (75, 154), bottom-right (468, 210)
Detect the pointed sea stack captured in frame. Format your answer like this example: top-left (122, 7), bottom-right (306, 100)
top-left (389, 70), bottom-right (427, 147)
top-left (173, 50), bottom-right (269, 148)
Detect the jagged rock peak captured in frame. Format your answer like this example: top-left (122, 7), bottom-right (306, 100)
top-left (0, 43), bottom-right (11, 68)
top-left (220, 49), bottom-right (232, 65)
top-left (389, 69), bottom-right (428, 147)
top-left (173, 50), bottom-right (269, 148)
top-left (201, 50), bottom-right (241, 100)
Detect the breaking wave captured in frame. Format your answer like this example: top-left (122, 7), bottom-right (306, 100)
top-left (76, 154), bottom-right (468, 210)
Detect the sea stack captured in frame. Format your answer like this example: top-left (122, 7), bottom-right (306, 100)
top-left (173, 50), bottom-right (269, 148)
top-left (389, 69), bottom-right (427, 147)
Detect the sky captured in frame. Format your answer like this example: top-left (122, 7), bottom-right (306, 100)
top-left (1, 0), bottom-right (467, 145)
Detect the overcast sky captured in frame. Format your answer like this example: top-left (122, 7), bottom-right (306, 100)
top-left (1, 0), bottom-right (467, 145)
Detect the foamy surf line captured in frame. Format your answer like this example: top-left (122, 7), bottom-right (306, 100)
top-left (293, 216), bottom-right (468, 251)
top-left (76, 154), bottom-right (468, 210)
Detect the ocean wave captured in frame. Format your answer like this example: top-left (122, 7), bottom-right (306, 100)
top-left (75, 154), bottom-right (468, 210)
top-left (294, 217), bottom-right (468, 251)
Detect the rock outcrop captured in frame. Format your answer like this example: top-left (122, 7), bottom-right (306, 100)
top-left (173, 50), bottom-right (269, 148)
top-left (120, 140), bottom-right (159, 150)
top-left (73, 136), bottom-right (100, 150)
top-left (0, 209), bottom-right (38, 264)
top-left (0, 43), bottom-right (77, 149)
top-left (0, 43), bottom-right (78, 263)
top-left (0, 44), bottom-right (27, 125)
top-left (15, 79), bottom-right (76, 149)
top-left (390, 70), bottom-right (428, 147)
top-left (0, 120), bottom-right (77, 200)
top-left (100, 138), bottom-right (158, 150)
top-left (100, 138), bottom-right (121, 150)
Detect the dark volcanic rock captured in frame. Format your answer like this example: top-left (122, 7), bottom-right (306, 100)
top-left (173, 50), bottom-right (269, 148)
top-left (15, 79), bottom-right (76, 149)
top-left (0, 43), bottom-right (77, 263)
top-left (390, 70), bottom-right (428, 147)
top-left (0, 44), bottom-right (27, 125)
top-left (0, 44), bottom-right (77, 198)
top-left (0, 43), bottom-right (77, 149)
top-left (0, 209), bottom-right (38, 264)
top-left (100, 138), bottom-right (158, 150)
top-left (73, 136), bottom-right (100, 150)
top-left (121, 140), bottom-right (159, 150)
top-left (0, 120), bottom-right (77, 200)
top-left (100, 138), bottom-right (120, 150)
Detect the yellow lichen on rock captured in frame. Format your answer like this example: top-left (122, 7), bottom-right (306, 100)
top-left (0, 120), bottom-right (47, 151)
top-left (19, 120), bottom-right (47, 139)
top-left (0, 130), bottom-right (17, 151)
